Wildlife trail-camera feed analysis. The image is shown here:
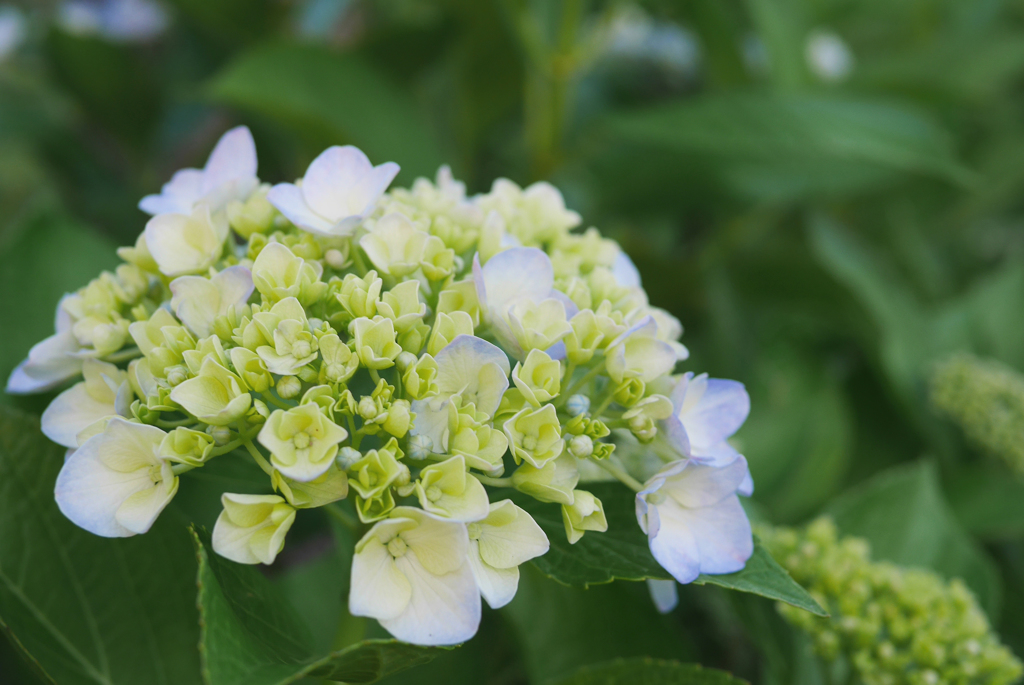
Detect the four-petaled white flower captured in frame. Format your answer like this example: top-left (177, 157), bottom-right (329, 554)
top-left (139, 126), bottom-right (258, 216)
top-left (636, 456), bottom-right (753, 584)
top-left (55, 418), bottom-right (178, 537)
top-left (267, 145), bottom-right (399, 236)
top-left (350, 506), bottom-right (480, 646)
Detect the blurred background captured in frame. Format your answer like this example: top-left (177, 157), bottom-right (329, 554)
top-left (2, 0), bottom-right (1024, 683)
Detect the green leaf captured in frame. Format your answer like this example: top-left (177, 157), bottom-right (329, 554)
top-left (548, 658), bottom-right (748, 685)
top-left (603, 92), bottom-right (972, 202)
top-left (948, 463), bottom-right (1024, 539)
top-left (207, 41), bottom-right (446, 183)
top-left (502, 566), bottom-right (695, 683)
top-left (194, 528), bottom-right (449, 685)
top-left (1, 211), bottom-right (118, 406)
top-left (0, 407), bottom-right (202, 685)
top-left (825, 461), bottom-right (1002, 618)
top-left (504, 484), bottom-right (826, 615)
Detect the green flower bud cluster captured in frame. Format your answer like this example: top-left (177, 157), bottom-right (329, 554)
top-left (760, 518), bottom-right (1023, 685)
top-left (931, 353), bottom-right (1024, 475)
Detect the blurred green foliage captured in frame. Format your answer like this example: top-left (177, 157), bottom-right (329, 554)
top-left (3, 0), bottom-right (1024, 683)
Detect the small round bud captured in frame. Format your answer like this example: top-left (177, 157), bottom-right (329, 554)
top-left (277, 376), bottom-right (302, 399)
top-left (325, 249), bottom-right (347, 269)
top-left (166, 365), bottom-right (188, 387)
top-left (407, 434), bottom-right (432, 460)
top-left (396, 351), bottom-right (418, 371)
top-left (308, 317), bottom-right (324, 330)
top-left (335, 446), bottom-right (362, 470)
top-left (207, 425), bottom-right (232, 446)
top-left (566, 394), bottom-right (590, 417)
top-left (358, 396), bottom-right (378, 420)
top-left (568, 434), bottom-right (594, 458)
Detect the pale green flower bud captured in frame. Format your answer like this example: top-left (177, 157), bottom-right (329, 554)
top-left (360, 213), bottom-right (430, 278)
top-left (272, 466), bottom-right (349, 508)
top-left (564, 412), bottom-right (610, 439)
top-left (511, 349), bottom-right (561, 407)
top-left (407, 434), bottom-right (432, 461)
top-left (258, 402), bottom-right (348, 482)
top-left (382, 399), bottom-right (412, 438)
top-left (170, 357), bottom-right (252, 426)
top-left (144, 204), bottom-right (228, 277)
top-left (335, 271), bottom-right (383, 320)
top-left (414, 455), bottom-right (489, 522)
top-left (622, 395), bottom-right (673, 443)
top-left (227, 184), bottom-right (276, 238)
top-left (324, 247), bottom-right (350, 270)
top-left (251, 242), bottom-right (327, 306)
top-left (348, 438), bottom-right (406, 501)
top-left (397, 321), bottom-right (430, 354)
top-left (208, 425), bottom-right (233, 445)
top-left (117, 232), bottom-right (159, 273)
top-left (567, 434), bottom-right (593, 459)
top-left (318, 333), bottom-right (359, 385)
top-left (182, 335), bottom-right (228, 375)
top-left (562, 277), bottom-right (592, 312)
top-left (512, 452), bottom-right (579, 505)
top-left (159, 427), bottom-right (215, 467)
top-left (255, 299), bottom-right (318, 376)
top-left (931, 353), bottom-right (1024, 475)
top-left (448, 402), bottom-right (508, 475)
top-left (230, 347), bottom-right (273, 393)
top-left (376, 280), bottom-right (427, 334)
top-left (336, 446), bottom-right (362, 471)
top-left (420, 234), bottom-right (455, 281)
top-left (212, 493), bottom-right (296, 565)
top-left (561, 490), bottom-right (608, 543)
top-left (358, 396), bottom-right (379, 421)
top-left (507, 298), bottom-right (572, 354)
top-left (504, 404), bottom-right (564, 468)
top-left (277, 375), bottom-right (301, 399)
top-left (427, 311), bottom-right (474, 356)
top-left (351, 316), bottom-right (402, 369)
top-left (566, 394), bottom-right (590, 417)
top-left (436, 278), bottom-right (481, 326)
top-left (356, 488), bottom-right (396, 523)
top-left (613, 377), bottom-right (646, 407)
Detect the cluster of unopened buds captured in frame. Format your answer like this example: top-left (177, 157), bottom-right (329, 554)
top-left (10, 126), bottom-right (755, 646)
top-left (761, 518), bottom-right (1023, 685)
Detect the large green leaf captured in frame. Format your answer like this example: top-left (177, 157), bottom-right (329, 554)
top-left (826, 461), bottom-right (1001, 617)
top-left (194, 529), bottom-right (449, 685)
top-left (207, 41), bottom-right (446, 182)
top-left (0, 407), bottom-right (202, 685)
top-left (549, 658), bottom-right (747, 685)
top-left (602, 92), bottom-right (971, 202)
top-left (504, 484), bottom-right (825, 615)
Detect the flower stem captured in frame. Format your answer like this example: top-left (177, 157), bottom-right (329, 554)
top-left (477, 475), bottom-right (514, 488)
top-left (243, 440), bottom-right (274, 476)
top-left (594, 458), bottom-right (644, 492)
top-left (556, 359), bottom-right (606, 406)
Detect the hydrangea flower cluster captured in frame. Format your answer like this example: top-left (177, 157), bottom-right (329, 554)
top-left (761, 518), bottom-right (1023, 685)
top-left (931, 353), bottom-right (1024, 475)
top-left (9, 126), bottom-right (755, 646)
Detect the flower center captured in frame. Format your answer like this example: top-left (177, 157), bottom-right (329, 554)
top-left (293, 432), bottom-right (311, 450)
top-left (467, 523), bottom-right (482, 540)
top-left (425, 485), bottom-right (443, 502)
top-left (522, 434), bottom-right (538, 451)
top-left (387, 536), bottom-right (408, 558)
top-left (292, 341), bottom-right (311, 359)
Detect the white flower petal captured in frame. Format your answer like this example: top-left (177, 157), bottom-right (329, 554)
top-left (201, 126), bottom-right (257, 194)
top-left (41, 382), bottom-right (116, 448)
top-left (685, 495), bottom-right (753, 575)
top-left (6, 331), bottom-right (83, 394)
top-left (475, 247), bottom-right (554, 314)
top-left (612, 251), bottom-right (641, 288)
top-left (302, 145), bottom-right (373, 219)
top-left (647, 579), bottom-right (679, 614)
top-left (398, 507), bottom-right (469, 576)
top-left (383, 552), bottom-right (480, 646)
top-left (410, 396), bottom-right (451, 453)
top-left (114, 463), bottom-right (178, 535)
top-left (266, 183), bottom-right (336, 235)
top-left (349, 535), bottom-right (413, 620)
top-left (644, 496), bottom-right (701, 584)
top-left (476, 500), bottom-right (549, 569)
top-left (662, 457), bottom-right (749, 510)
top-left (434, 334), bottom-right (511, 416)
top-left (468, 541), bottom-right (520, 609)
top-left (139, 168), bottom-right (203, 215)
top-left (682, 378), bottom-right (750, 448)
